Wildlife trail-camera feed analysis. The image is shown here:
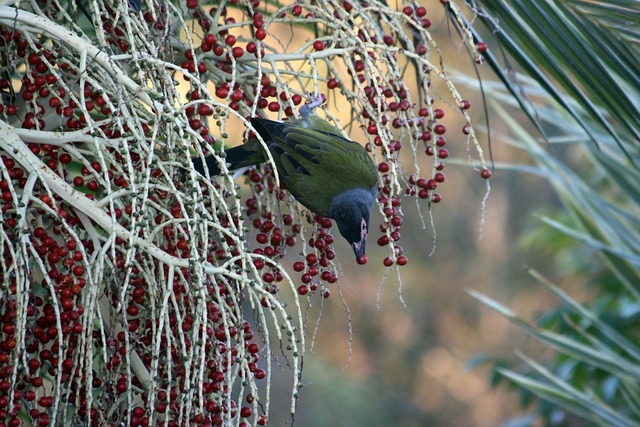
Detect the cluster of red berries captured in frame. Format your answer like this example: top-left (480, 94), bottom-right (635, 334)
top-left (212, 75), bottom-right (305, 118)
top-left (295, 215), bottom-right (339, 297)
top-left (0, 12), bottom-right (278, 425)
top-left (240, 167), bottom-right (338, 298)
top-left (0, 190), bottom-right (91, 426)
top-left (375, 194), bottom-right (408, 267)
top-left (318, 3), bottom-right (491, 267)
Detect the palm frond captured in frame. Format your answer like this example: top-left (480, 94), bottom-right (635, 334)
top-left (459, 1), bottom-right (640, 424)
top-left (462, 0), bottom-right (640, 163)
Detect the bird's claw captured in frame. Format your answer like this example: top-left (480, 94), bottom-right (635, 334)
top-left (306, 93), bottom-right (324, 109)
top-left (299, 93), bottom-right (324, 118)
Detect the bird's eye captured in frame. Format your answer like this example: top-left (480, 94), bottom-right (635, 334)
top-left (360, 218), bottom-right (367, 232)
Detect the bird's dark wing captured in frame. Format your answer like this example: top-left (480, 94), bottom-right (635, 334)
top-left (251, 117), bottom-right (378, 216)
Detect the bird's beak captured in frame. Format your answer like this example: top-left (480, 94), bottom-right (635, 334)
top-left (353, 217), bottom-right (369, 264)
top-left (352, 236), bottom-right (367, 264)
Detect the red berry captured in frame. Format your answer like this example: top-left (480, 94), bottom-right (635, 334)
top-left (216, 86), bottom-right (229, 98)
top-left (39, 395), bottom-right (55, 408)
top-left (268, 101), bottom-right (280, 112)
top-left (480, 168), bottom-right (492, 179)
top-left (59, 153), bottom-right (72, 164)
top-left (232, 46), bottom-right (244, 58)
top-left (199, 104), bottom-right (214, 115)
top-left (320, 271), bottom-right (332, 282)
top-left (313, 40), bottom-right (325, 51)
top-left (306, 253), bottom-right (317, 265)
top-left (434, 123), bottom-right (446, 135)
top-left (225, 90), bottom-right (242, 104)
top-left (87, 180), bottom-right (99, 191)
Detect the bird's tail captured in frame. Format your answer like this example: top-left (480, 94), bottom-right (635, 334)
top-left (192, 141), bottom-right (264, 176)
top-left (192, 154), bottom-right (222, 176)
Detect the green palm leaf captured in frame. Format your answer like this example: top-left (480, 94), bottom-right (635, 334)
top-left (462, 0), bottom-right (640, 162)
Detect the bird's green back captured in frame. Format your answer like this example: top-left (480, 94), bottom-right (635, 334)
top-left (252, 115), bottom-right (378, 216)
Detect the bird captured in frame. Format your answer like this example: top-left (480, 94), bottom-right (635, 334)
top-left (192, 95), bottom-right (378, 264)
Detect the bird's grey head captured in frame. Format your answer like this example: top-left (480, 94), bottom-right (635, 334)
top-left (328, 187), bottom-right (377, 264)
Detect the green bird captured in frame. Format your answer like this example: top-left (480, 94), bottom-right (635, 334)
top-left (192, 97), bottom-right (378, 264)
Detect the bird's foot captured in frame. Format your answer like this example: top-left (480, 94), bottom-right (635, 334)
top-left (299, 93), bottom-right (325, 118)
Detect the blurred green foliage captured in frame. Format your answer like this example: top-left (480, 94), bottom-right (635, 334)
top-left (466, 0), bottom-right (640, 425)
